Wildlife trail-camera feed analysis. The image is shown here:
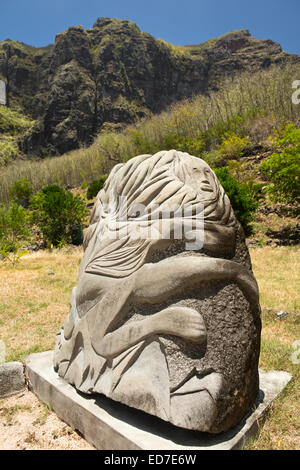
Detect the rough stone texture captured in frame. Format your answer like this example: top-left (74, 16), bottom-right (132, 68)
top-left (0, 22), bottom-right (299, 155)
top-left (54, 150), bottom-right (261, 433)
top-left (0, 362), bottom-right (26, 398)
top-left (26, 350), bottom-right (292, 450)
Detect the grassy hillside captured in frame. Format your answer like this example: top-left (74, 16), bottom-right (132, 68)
top-left (0, 64), bottom-right (299, 204)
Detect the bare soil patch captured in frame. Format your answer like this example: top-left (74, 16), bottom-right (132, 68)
top-left (0, 389), bottom-right (94, 450)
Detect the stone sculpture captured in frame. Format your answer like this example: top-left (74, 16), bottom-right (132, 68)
top-left (54, 150), bottom-right (261, 433)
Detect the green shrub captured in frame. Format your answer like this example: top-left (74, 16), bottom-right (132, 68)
top-left (176, 136), bottom-right (206, 157)
top-left (218, 132), bottom-right (251, 159)
top-left (202, 149), bottom-right (225, 168)
top-left (227, 160), bottom-right (265, 202)
top-left (70, 224), bottom-right (84, 246)
top-left (260, 124), bottom-right (300, 205)
top-left (9, 179), bottom-right (34, 207)
top-left (0, 203), bottom-right (31, 264)
top-left (214, 167), bottom-right (257, 236)
top-left (273, 123), bottom-right (300, 146)
top-left (128, 130), bottom-right (159, 155)
top-left (0, 138), bottom-right (18, 166)
top-left (128, 131), bottom-right (207, 159)
top-left (86, 176), bottom-right (108, 200)
top-left (30, 185), bottom-right (88, 247)
top-left (162, 134), bottom-right (206, 157)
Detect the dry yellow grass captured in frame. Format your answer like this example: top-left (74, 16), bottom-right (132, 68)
top-left (0, 245), bottom-right (299, 449)
top-left (250, 246), bottom-right (299, 313)
top-left (247, 246), bottom-right (300, 450)
top-left (0, 248), bottom-right (82, 362)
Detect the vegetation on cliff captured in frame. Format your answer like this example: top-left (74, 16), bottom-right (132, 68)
top-left (0, 106), bottom-right (34, 166)
top-left (0, 63), bottom-right (299, 204)
top-left (1, 19), bottom-right (299, 156)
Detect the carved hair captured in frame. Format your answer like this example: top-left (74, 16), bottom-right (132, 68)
top-left (83, 151), bottom-right (237, 278)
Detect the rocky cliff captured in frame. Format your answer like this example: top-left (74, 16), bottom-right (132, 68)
top-left (0, 19), bottom-right (299, 156)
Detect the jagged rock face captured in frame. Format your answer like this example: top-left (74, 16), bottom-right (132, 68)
top-left (54, 150), bottom-right (261, 433)
top-left (0, 20), bottom-right (299, 155)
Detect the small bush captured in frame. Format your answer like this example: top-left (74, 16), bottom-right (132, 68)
top-left (260, 124), bottom-right (300, 205)
top-left (177, 136), bottom-right (206, 157)
top-left (9, 179), bottom-right (34, 208)
top-left (214, 167), bottom-right (257, 236)
top-left (128, 130), bottom-right (160, 156)
top-left (163, 134), bottom-right (207, 157)
top-left (0, 203), bottom-right (32, 264)
top-left (70, 224), bottom-right (84, 246)
top-left (86, 176), bottom-right (108, 200)
top-left (0, 138), bottom-right (18, 166)
top-left (227, 160), bottom-right (265, 202)
top-left (218, 133), bottom-right (251, 159)
top-left (273, 122), bottom-right (300, 146)
top-left (202, 149), bottom-right (225, 168)
top-left (30, 185), bottom-right (88, 247)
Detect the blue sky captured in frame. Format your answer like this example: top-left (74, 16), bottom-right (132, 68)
top-left (1, 0), bottom-right (299, 54)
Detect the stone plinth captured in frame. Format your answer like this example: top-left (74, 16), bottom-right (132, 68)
top-left (26, 351), bottom-right (292, 450)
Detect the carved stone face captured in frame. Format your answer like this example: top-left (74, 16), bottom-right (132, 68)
top-left (172, 153), bottom-right (218, 201)
top-left (189, 161), bottom-right (217, 198)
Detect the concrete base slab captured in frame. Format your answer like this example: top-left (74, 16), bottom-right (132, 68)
top-left (25, 351), bottom-right (292, 450)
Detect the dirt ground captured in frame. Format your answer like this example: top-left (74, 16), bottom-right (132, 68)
top-left (0, 389), bottom-right (95, 450)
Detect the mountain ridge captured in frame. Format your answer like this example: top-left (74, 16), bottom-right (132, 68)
top-left (0, 18), bottom-right (299, 156)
